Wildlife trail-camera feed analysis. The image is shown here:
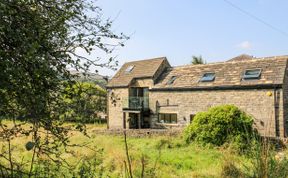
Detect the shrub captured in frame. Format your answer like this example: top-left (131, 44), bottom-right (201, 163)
top-left (184, 105), bottom-right (255, 151)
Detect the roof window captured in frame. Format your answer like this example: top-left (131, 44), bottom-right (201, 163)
top-left (243, 69), bottom-right (261, 80)
top-left (166, 76), bottom-right (177, 85)
top-left (199, 72), bottom-right (215, 82)
top-left (125, 65), bottom-right (134, 73)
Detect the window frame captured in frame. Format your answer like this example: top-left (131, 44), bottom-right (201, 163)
top-left (125, 65), bottom-right (134, 73)
top-left (199, 72), bottom-right (215, 82)
top-left (166, 76), bottom-right (177, 85)
top-left (242, 68), bottom-right (262, 80)
top-left (158, 113), bottom-right (177, 124)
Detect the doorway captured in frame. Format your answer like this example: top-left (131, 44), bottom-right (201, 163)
top-left (128, 113), bottom-right (141, 129)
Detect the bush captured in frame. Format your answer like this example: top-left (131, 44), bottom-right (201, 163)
top-left (184, 105), bottom-right (255, 151)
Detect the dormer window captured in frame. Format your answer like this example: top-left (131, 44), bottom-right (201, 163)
top-left (243, 69), bottom-right (261, 80)
top-left (125, 65), bottom-right (134, 73)
top-left (166, 76), bottom-right (177, 85)
top-left (199, 72), bottom-right (215, 82)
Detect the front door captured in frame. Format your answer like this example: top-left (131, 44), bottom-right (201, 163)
top-left (129, 113), bottom-right (141, 129)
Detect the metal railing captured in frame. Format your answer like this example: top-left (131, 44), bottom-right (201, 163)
top-left (122, 97), bottom-right (149, 110)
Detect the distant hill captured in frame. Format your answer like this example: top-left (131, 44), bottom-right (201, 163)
top-left (69, 70), bottom-right (109, 89)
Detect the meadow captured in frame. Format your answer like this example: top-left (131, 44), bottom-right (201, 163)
top-left (1, 120), bottom-right (287, 178)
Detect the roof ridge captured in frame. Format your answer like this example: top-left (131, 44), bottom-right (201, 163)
top-left (254, 55), bottom-right (288, 60)
top-left (173, 55), bottom-right (288, 69)
top-left (124, 56), bottom-right (166, 64)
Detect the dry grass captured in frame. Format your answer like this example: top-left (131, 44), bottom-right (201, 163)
top-left (3, 120), bottom-right (279, 178)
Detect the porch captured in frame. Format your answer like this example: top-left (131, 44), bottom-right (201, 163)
top-left (122, 109), bottom-right (151, 129)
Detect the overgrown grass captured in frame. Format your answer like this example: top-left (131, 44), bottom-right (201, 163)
top-left (65, 130), bottom-right (227, 177)
top-left (0, 120), bottom-right (227, 177)
top-left (1, 120), bottom-right (288, 177)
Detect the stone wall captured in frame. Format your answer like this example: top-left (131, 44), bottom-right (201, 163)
top-left (149, 89), bottom-right (283, 137)
top-left (153, 59), bottom-right (171, 81)
top-left (282, 62), bottom-right (288, 137)
top-left (107, 88), bottom-right (128, 129)
top-left (107, 82), bottom-right (286, 137)
top-left (108, 79), bottom-right (155, 129)
top-left (130, 78), bottom-right (154, 88)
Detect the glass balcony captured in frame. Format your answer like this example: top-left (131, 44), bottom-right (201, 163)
top-left (122, 97), bottom-right (149, 110)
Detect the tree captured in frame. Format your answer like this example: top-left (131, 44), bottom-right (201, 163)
top-left (61, 82), bottom-right (107, 123)
top-left (0, 0), bottom-right (128, 176)
top-left (191, 55), bottom-right (206, 65)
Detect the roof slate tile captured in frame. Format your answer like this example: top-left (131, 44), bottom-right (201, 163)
top-left (154, 56), bottom-right (288, 89)
top-left (107, 57), bottom-right (167, 87)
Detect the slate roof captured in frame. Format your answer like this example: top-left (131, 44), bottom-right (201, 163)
top-left (107, 57), bottom-right (168, 88)
top-left (153, 55), bottom-right (288, 90)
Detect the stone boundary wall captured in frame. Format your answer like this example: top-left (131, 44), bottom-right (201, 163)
top-left (92, 128), bottom-right (182, 137)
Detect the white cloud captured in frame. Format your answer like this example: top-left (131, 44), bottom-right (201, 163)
top-left (237, 41), bottom-right (253, 50)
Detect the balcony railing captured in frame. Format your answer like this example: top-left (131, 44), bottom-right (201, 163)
top-left (122, 97), bottom-right (149, 110)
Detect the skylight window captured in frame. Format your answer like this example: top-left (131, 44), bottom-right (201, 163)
top-left (125, 65), bottom-right (134, 73)
top-left (199, 73), bottom-right (215, 82)
top-left (243, 69), bottom-right (261, 80)
top-left (166, 76), bottom-right (177, 85)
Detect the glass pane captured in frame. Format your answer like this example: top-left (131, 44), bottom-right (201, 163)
top-left (143, 88), bottom-right (149, 109)
top-left (143, 88), bottom-right (149, 97)
top-left (159, 113), bottom-right (177, 123)
top-left (125, 65), bottom-right (134, 73)
top-left (159, 114), bottom-right (164, 123)
top-left (200, 73), bottom-right (215, 82)
top-left (245, 70), bottom-right (260, 75)
top-left (137, 88), bottom-right (144, 97)
top-left (164, 114), bottom-right (169, 123)
top-left (167, 76), bottom-right (177, 85)
top-left (244, 69), bottom-right (261, 79)
top-left (129, 88), bottom-right (137, 97)
top-left (171, 114), bottom-right (177, 123)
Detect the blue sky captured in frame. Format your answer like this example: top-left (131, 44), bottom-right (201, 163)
top-left (95, 0), bottom-right (288, 76)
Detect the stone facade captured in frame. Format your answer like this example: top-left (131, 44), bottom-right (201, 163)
top-left (107, 88), bottom-right (128, 129)
top-left (107, 55), bottom-right (288, 138)
top-left (108, 84), bottom-right (285, 137)
top-left (107, 79), bottom-right (154, 129)
top-left (130, 78), bottom-right (154, 88)
top-left (282, 64), bottom-right (288, 137)
top-left (149, 89), bottom-right (284, 137)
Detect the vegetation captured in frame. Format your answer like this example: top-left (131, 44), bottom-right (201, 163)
top-left (1, 120), bottom-right (288, 177)
top-left (0, 0), bottom-right (127, 176)
top-left (191, 55), bottom-right (206, 65)
top-left (221, 138), bottom-right (288, 178)
top-left (61, 82), bottom-right (107, 123)
top-left (0, 1), bottom-right (287, 177)
top-left (184, 105), bottom-right (255, 152)
top-left (0, 121), bottom-right (227, 177)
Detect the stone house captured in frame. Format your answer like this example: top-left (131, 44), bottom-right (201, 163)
top-left (106, 55), bottom-right (288, 137)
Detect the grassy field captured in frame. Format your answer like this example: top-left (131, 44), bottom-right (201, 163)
top-left (70, 134), bottom-right (229, 177)
top-left (0, 120), bottom-right (258, 177)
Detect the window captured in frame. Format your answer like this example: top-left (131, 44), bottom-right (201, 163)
top-left (190, 114), bottom-right (195, 123)
top-left (243, 69), bottom-right (261, 80)
top-left (125, 65), bottom-right (134, 73)
top-left (166, 76), bottom-right (177, 85)
top-left (159, 113), bottom-right (177, 124)
top-left (199, 72), bottom-right (215, 82)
